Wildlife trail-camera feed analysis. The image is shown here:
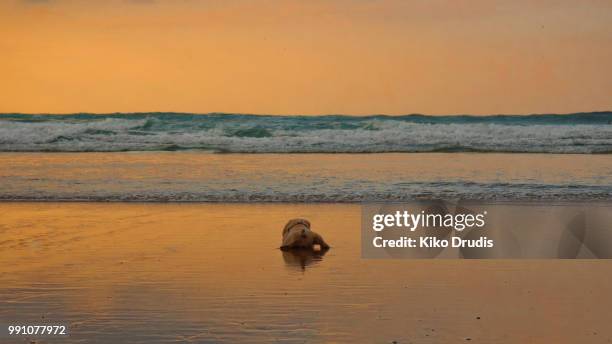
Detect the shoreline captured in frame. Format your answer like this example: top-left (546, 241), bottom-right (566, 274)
top-left (1, 200), bottom-right (612, 205)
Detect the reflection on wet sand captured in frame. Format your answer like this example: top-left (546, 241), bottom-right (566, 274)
top-left (281, 248), bottom-right (329, 271)
top-left (1, 203), bottom-right (612, 343)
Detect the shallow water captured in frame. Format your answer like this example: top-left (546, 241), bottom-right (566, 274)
top-left (0, 152), bottom-right (610, 201)
top-left (1, 203), bottom-right (611, 343)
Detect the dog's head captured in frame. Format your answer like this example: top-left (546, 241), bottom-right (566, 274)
top-left (282, 218), bottom-right (311, 237)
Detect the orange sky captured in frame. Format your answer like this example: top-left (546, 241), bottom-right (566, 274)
top-left (1, 0), bottom-right (611, 115)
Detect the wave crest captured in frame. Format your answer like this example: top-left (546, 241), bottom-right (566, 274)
top-left (0, 112), bottom-right (611, 153)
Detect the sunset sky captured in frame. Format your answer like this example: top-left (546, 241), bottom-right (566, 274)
top-left (1, 0), bottom-right (611, 115)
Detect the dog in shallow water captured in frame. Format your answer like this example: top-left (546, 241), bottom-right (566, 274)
top-left (280, 218), bottom-right (330, 250)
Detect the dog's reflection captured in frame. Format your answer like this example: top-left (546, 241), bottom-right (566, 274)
top-left (281, 247), bottom-right (329, 271)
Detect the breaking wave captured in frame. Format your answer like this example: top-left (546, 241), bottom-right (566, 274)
top-left (0, 112), bottom-right (611, 153)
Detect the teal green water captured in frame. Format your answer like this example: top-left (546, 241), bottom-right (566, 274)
top-left (1, 112), bottom-right (611, 153)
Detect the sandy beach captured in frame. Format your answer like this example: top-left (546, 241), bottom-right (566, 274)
top-left (3, 1), bottom-right (612, 342)
top-left (1, 202), bottom-right (611, 343)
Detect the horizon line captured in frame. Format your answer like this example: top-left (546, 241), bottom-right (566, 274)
top-left (1, 110), bottom-right (611, 117)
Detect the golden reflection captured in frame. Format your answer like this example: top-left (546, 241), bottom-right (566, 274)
top-left (281, 248), bottom-right (329, 271)
top-left (1, 203), bottom-right (612, 342)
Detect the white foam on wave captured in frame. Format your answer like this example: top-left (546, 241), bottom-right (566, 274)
top-left (1, 183), bottom-right (609, 202)
top-left (0, 118), bottom-right (611, 153)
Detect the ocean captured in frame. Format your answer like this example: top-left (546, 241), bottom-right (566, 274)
top-left (1, 112), bottom-right (611, 153)
top-left (0, 113), bottom-right (610, 202)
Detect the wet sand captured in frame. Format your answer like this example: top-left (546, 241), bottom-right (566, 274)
top-left (1, 203), bottom-right (612, 343)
